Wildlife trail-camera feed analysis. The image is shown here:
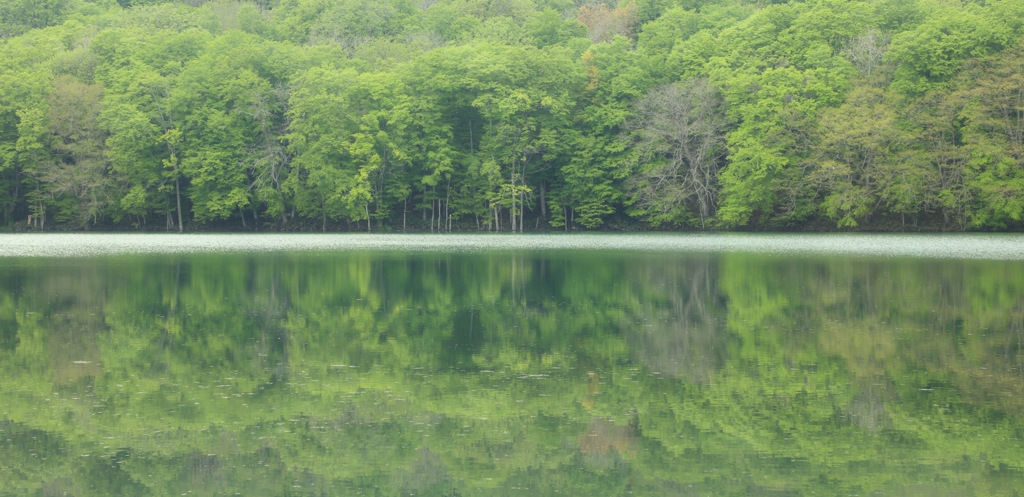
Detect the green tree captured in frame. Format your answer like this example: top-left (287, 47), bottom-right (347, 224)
top-left (955, 44), bottom-right (1024, 229)
top-left (36, 76), bottom-right (110, 227)
top-left (887, 5), bottom-right (1011, 96)
top-left (286, 66), bottom-right (376, 230)
top-left (0, 0), bottom-right (70, 38)
top-left (714, 66), bottom-right (845, 228)
top-left (808, 86), bottom-right (901, 228)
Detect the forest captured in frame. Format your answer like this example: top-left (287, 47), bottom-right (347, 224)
top-left (1, 0), bottom-right (1023, 232)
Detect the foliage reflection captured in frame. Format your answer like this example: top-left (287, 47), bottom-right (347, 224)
top-left (0, 252), bottom-right (1021, 496)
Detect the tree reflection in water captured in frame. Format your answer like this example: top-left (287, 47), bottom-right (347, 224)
top-left (0, 252), bottom-right (1021, 495)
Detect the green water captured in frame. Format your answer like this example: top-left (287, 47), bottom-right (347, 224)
top-left (1, 244), bottom-right (1022, 496)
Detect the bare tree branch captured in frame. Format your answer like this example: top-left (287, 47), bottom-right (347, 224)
top-left (625, 78), bottom-right (727, 229)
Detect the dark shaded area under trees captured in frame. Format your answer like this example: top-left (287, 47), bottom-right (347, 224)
top-left (2, 0), bottom-right (1024, 232)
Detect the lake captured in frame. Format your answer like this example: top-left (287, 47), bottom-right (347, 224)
top-left (1, 234), bottom-right (1022, 496)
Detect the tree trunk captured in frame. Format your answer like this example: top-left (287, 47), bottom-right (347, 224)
top-left (540, 181), bottom-right (547, 218)
top-left (365, 204), bottom-right (371, 232)
top-left (520, 190), bottom-right (524, 233)
top-left (175, 175), bottom-right (184, 232)
top-left (510, 169), bottom-right (516, 232)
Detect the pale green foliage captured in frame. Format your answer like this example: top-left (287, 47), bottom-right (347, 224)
top-left (0, 0), bottom-right (1023, 230)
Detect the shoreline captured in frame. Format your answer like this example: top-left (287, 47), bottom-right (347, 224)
top-left (1, 232), bottom-right (1022, 260)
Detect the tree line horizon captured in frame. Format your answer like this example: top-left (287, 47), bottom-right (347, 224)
top-left (1, 0), bottom-right (1023, 232)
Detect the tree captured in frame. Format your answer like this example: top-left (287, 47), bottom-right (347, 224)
top-left (887, 6), bottom-right (1011, 96)
top-left (245, 83), bottom-right (293, 224)
top-left (955, 44), bottom-right (1024, 228)
top-left (809, 86), bottom-right (903, 228)
top-left (472, 45), bottom-right (584, 231)
top-left (526, 9), bottom-right (587, 48)
top-left (842, 28), bottom-right (891, 87)
top-left (625, 78), bottom-right (727, 229)
top-left (903, 90), bottom-right (970, 229)
top-left (0, 0), bottom-right (70, 38)
top-left (576, 1), bottom-right (638, 43)
top-left (38, 77), bottom-right (110, 227)
top-left (93, 27), bottom-right (214, 231)
top-left (171, 32), bottom-right (304, 227)
top-left (16, 77), bottom-right (109, 229)
top-left (714, 66), bottom-right (844, 228)
top-left (286, 66), bottom-right (376, 230)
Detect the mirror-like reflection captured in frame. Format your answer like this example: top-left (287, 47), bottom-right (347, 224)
top-left (0, 251), bottom-right (1022, 496)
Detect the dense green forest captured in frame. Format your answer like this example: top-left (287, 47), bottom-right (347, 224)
top-left (1, 0), bottom-right (1023, 231)
top-left (2, 252), bottom-right (1023, 494)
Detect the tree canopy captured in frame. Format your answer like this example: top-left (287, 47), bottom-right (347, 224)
top-left (2, 0), bottom-right (1024, 231)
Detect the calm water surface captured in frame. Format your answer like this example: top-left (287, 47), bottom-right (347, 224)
top-left (0, 235), bottom-right (1022, 496)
